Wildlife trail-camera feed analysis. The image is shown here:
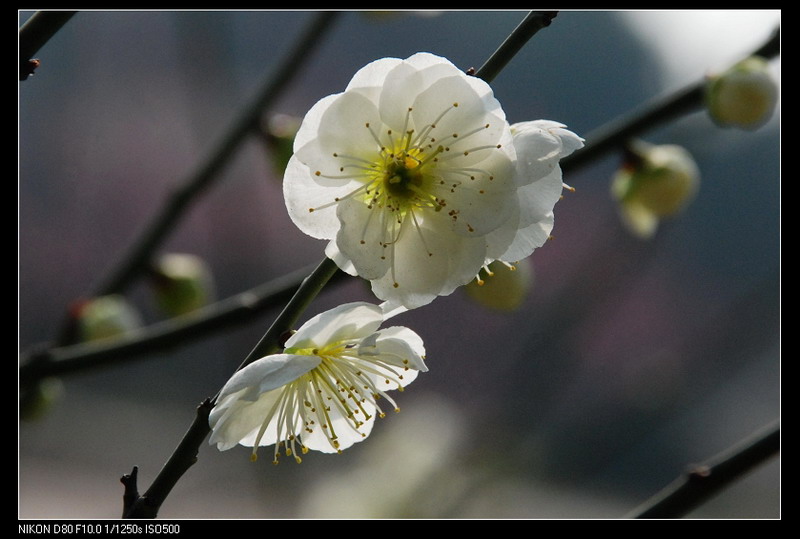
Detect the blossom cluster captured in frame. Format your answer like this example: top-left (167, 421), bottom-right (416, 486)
top-left (210, 53), bottom-right (581, 459)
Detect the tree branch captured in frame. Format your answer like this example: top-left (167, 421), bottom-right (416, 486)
top-left (20, 262), bottom-right (344, 388)
top-left (122, 258), bottom-right (339, 518)
top-left (19, 10), bottom-right (76, 80)
top-left (628, 420), bottom-right (780, 518)
top-left (92, 11), bottom-right (340, 299)
top-left (561, 26), bottom-right (780, 175)
top-left (474, 11), bottom-right (558, 84)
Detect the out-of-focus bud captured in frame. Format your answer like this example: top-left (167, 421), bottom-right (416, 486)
top-left (464, 259), bottom-right (533, 311)
top-left (611, 141), bottom-right (700, 239)
top-left (150, 253), bottom-right (214, 317)
top-left (20, 378), bottom-right (64, 422)
top-left (264, 113), bottom-right (301, 175)
top-left (76, 294), bottom-right (142, 342)
top-left (706, 56), bottom-right (778, 130)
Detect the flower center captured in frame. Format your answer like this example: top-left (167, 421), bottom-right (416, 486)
top-left (255, 340), bottom-right (407, 464)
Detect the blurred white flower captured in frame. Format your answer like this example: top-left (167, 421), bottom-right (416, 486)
top-left (611, 141), bottom-right (700, 239)
top-left (465, 258), bottom-right (534, 312)
top-left (209, 302), bottom-right (427, 463)
top-left (284, 53), bottom-right (580, 310)
top-left (706, 55), bottom-right (778, 130)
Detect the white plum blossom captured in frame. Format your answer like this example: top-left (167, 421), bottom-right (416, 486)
top-left (209, 302), bottom-right (427, 463)
top-left (284, 52), bottom-right (581, 309)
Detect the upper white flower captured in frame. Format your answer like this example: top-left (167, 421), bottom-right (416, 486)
top-left (209, 302), bottom-right (427, 463)
top-left (284, 52), bottom-right (581, 309)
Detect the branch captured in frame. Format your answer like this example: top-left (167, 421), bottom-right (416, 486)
top-left (122, 400), bottom-right (214, 519)
top-left (628, 420), bottom-right (780, 518)
top-left (20, 262), bottom-right (344, 388)
top-left (122, 257), bottom-right (339, 518)
top-left (474, 11), bottom-right (558, 84)
top-left (561, 26), bottom-right (780, 174)
top-left (19, 10), bottom-right (76, 80)
top-left (92, 11), bottom-right (340, 299)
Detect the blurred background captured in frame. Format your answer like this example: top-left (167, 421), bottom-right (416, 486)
top-left (19, 10), bottom-right (780, 518)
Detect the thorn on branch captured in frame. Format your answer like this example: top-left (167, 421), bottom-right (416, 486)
top-left (120, 466), bottom-right (140, 518)
top-left (20, 58), bottom-right (41, 81)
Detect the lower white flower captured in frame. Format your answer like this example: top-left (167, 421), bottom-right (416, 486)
top-left (209, 302), bottom-right (427, 463)
top-left (284, 52), bottom-right (581, 310)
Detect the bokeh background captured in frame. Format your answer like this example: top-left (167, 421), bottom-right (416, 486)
top-left (19, 10), bottom-right (780, 519)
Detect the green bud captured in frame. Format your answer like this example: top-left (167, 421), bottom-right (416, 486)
top-left (464, 259), bottom-right (533, 311)
top-left (20, 378), bottom-right (64, 421)
top-left (151, 253), bottom-right (214, 317)
top-left (611, 141), bottom-right (700, 239)
top-left (264, 113), bottom-right (301, 175)
top-left (706, 56), bottom-right (778, 130)
top-left (77, 294), bottom-right (141, 342)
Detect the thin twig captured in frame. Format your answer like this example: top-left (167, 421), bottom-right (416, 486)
top-left (562, 26), bottom-right (780, 174)
top-left (20, 262), bottom-right (343, 388)
top-left (628, 420), bottom-right (780, 519)
top-left (123, 257), bottom-right (339, 518)
top-left (92, 11), bottom-right (339, 299)
top-left (474, 11), bottom-right (557, 84)
top-left (19, 10), bottom-right (77, 80)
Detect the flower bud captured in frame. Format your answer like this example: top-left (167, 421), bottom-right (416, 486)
top-left (464, 259), bottom-right (533, 311)
top-left (20, 378), bottom-right (64, 422)
top-left (611, 141), bottom-right (700, 239)
top-left (150, 253), bottom-right (214, 317)
top-left (706, 56), bottom-right (778, 130)
top-left (264, 113), bottom-right (301, 175)
top-left (76, 294), bottom-right (141, 342)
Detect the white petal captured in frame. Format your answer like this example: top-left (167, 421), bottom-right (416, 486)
top-left (333, 196), bottom-right (393, 280)
top-left (299, 388), bottom-right (376, 453)
top-left (284, 154), bottom-right (350, 240)
top-left (292, 93), bottom-right (341, 152)
top-left (369, 217), bottom-right (487, 309)
top-left (345, 56), bottom-right (403, 92)
top-left (209, 388), bottom-right (280, 450)
top-left (216, 353), bottom-right (320, 403)
top-left (325, 240), bottom-right (358, 276)
top-left (286, 302), bottom-right (383, 349)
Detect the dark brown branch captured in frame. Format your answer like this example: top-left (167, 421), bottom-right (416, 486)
top-left (122, 258), bottom-right (339, 518)
top-left (629, 420), bottom-right (780, 518)
top-left (123, 400), bottom-right (214, 519)
top-left (20, 261), bottom-right (343, 388)
top-left (474, 11), bottom-right (557, 84)
top-left (19, 11), bottom-right (76, 80)
top-left (562, 27), bottom-right (780, 175)
top-left (92, 11), bottom-right (340, 299)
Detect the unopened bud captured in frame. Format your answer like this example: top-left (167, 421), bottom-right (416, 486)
top-left (76, 294), bottom-right (141, 342)
top-left (151, 253), bottom-right (214, 317)
top-left (706, 56), bottom-right (778, 130)
top-left (611, 141), bottom-right (700, 239)
top-left (264, 113), bottom-right (302, 175)
top-left (20, 378), bottom-right (64, 421)
top-left (465, 259), bottom-right (533, 311)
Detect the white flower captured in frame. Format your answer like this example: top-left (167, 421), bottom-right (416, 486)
top-left (209, 302), bottom-right (427, 463)
top-left (284, 52), bottom-right (580, 310)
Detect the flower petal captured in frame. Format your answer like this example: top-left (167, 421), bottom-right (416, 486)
top-left (286, 302), bottom-right (384, 350)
